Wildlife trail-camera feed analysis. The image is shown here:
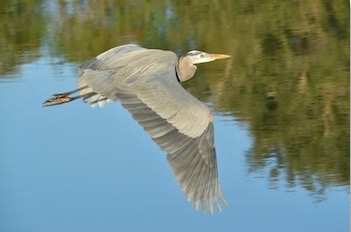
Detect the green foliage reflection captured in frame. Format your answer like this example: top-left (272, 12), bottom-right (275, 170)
top-left (0, 0), bottom-right (45, 75)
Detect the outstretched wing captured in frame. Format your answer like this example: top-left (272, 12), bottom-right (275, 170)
top-left (78, 44), bottom-right (227, 213)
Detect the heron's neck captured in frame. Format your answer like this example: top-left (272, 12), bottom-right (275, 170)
top-left (177, 58), bottom-right (197, 82)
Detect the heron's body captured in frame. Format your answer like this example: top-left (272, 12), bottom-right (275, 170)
top-left (43, 44), bottom-right (230, 214)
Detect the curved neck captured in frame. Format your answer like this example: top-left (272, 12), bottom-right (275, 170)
top-left (176, 56), bottom-right (197, 82)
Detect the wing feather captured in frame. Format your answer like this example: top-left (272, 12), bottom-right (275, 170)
top-left (76, 45), bottom-right (227, 213)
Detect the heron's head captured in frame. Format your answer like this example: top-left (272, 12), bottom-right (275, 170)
top-left (186, 50), bottom-right (231, 65)
top-left (177, 50), bottom-right (230, 82)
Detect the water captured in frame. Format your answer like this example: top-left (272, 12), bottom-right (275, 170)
top-left (0, 1), bottom-right (349, 232)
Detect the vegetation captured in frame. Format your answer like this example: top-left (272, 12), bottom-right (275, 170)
top-left (0, 0), bottom-right (45, 75)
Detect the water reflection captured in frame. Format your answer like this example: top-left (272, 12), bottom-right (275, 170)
top-left (0, 0), bottom-right (45, 75)
top-left (1, 0), bottom-right (349, 203)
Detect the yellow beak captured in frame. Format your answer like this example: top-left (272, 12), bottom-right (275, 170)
top-left (208, 54), bottom-right (231, 60)
top-left (192, 53), bottom-right (231, 64)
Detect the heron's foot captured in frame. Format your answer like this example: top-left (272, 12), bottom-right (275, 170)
top-left (42, 86), bottom-right (95, 107)
top-left (43, 92), bottom-right (73, 107)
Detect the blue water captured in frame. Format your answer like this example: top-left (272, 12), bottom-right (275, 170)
top-left (0, 54), bottom-right (349, 232)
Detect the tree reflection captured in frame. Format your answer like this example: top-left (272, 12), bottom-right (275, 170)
top-left (200, 0), bottom-right (350, 192)
top-left (0, 0), bottom-right (45, 75)
top-left (51, 0), bottom-right (176, 61)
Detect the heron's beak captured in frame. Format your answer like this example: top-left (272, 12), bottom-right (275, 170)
top-left (192, 53), bottom-right (231, 64)
top-left (209, 53), bottom-right (231, 60)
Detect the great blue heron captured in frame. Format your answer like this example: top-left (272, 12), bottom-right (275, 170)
top-left (43, 44), bottom-right (231, 214)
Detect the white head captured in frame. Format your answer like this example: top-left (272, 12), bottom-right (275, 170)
top-left (177, 50), bottom-right (231, 82)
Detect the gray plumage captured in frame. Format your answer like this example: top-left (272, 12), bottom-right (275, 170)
top-left (43, 44), bottom-right (230, 214)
